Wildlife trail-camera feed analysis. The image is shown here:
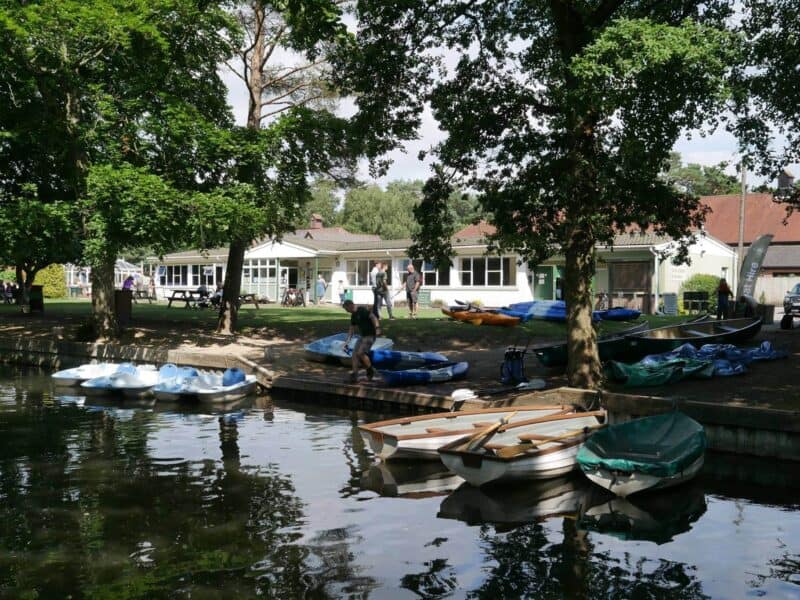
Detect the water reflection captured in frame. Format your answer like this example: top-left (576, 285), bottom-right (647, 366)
top-left (360, 461), bottom-right (463, 499)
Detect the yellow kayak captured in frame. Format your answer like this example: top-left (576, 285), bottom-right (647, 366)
top-left (441, 308), bottom-right (520, 327)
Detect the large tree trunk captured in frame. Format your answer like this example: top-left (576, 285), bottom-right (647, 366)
top-left (15, 265), bottom-right (26, 307)
top-left (91, 255), bottom-right (118, 339)
top-left (564, 233), bottom-right (601, 389)
top-left (216, 238), bottom-right (246, 335)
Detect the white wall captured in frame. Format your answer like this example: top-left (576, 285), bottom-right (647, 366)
top-left (755, 276), bottom-right (800, 306)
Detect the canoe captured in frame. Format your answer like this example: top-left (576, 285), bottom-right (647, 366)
top-left (52, 362), bottom-right (126, 386)
top-left (359, 405), bottom-right (574, 460)
top-left (360, 462), bottom-right (464, 498)
top-left (304, 332), bottom-right (394, 365)
top-left (438, 474), bottom-right (604, 526)
top-left (621, 317), bottom-right (762, 362)
top-left (379, 361), bottom-right (469, 386)
top-left (81, 364), bottom-right (187, 399)
top-left (578, 481), bottom-right (706, 544)
top-left (369, 349), bottom-right (450, 369)
top-left (153, 368), bottom-right (258, 403)
top-left (577, 411), bottom-right (706, 497)
top-left (533, 321), bottom-right (650, 368)
top-left (437, 410), bottom-right (606, 486)
top-left (441, 308), bottom-right (520, 327)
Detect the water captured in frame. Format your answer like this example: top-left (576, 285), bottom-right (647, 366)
top-left (0, 366), bottom-right (798, 599)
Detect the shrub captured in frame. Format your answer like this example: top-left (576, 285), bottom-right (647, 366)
top-left (0, 269), bottom-right (15, 282)
top-left (430, 299), bottom-right (445, 308)
top-left (679, 273), bottom-right (720, 314)
top-left (33, 263), bottom-right (67, 298)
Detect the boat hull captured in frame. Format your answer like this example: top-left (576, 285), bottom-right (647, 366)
top-left (304, 333), bottom-right (394, 365)
top-left (379, 361), bottom-right (469, 387)
top-left (52, 363), bottom-right (124, 387)
top-left (583, 454), bottom-right (705, 498)
top-left (153, 376), bottom-right (257, 403)
top-left (442, 308), bottom-right (520, 327)
top-left (533, 321), bottom-right (650, 368)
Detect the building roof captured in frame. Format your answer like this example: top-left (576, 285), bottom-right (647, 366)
top-left (761, 244), bottom-right (800, 269)
top-left (700, 193), bottom-right (800, 244)
top-left (292, 227), bottom-right (381, 242)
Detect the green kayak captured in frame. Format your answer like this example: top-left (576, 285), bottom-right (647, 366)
top-left (577, 412), bottom-right (706, 497)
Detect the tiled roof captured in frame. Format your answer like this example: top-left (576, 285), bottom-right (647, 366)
top-left (761, 245), bottom-right (800, 269)
top-left (454, 222), bottom-right (497, 240)
top-left (700, 193), bottom-right (800, 244)
top-left (292, 227), bottom-right (380, 241)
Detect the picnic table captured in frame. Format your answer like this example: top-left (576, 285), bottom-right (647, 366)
top-left (132, 290), bottom-right (156, 304)
top-left (167, 290), bottom-right (208, 308)
top-left (237, 293), bottom-right (260, 309)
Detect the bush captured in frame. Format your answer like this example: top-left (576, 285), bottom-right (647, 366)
top-left (33, 263), bottom-right (67, 298)
top-left (0, 269), bottom-right (15, 282)
top-left (679, 273), bottom-right (720, 314)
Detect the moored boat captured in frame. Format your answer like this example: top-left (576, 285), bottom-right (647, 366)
top-left (576, 411), bottom-right (706, 498)
top-left (304, 332), bottom-right (394, 365)
top-left (359, 405), bottom-right (574, 460)
top-left (437, 410), bottom-right (606, 486)
top-left (533, 321), bottom-right (650, 368)
top-left (621, 317), bottom-right (762, 362)
top-left (369, 349), bottom-right (450, 369)
top-left (52, 362), bottom-right (126, 386)
top-left (379, 361), bottom-right (469, 386)
top-left (153, 368), bottom-right (257, 403)
top-left (80, 363), bottom-right (178, 398)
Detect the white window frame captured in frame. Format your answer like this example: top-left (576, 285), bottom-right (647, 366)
top-left (460, 256), bottom-right (514, 287)
top-left (347, 259), bottom-right (371, 286)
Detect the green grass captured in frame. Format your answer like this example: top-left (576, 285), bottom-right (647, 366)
top-left (0, 298), bottom-right (689, 351)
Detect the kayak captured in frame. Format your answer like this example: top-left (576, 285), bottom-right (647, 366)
top-left (379, 361), bottom-right (469, 386)
top-left (369, 349), bottom-right (450, 369)
top-left (577, 411), bottom-right (706, 497)
top-left (304, 332), bottom-right (394, 365)
top-left (441, 308), bottom-right (520, 327)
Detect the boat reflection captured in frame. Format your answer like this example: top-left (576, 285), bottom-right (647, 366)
top-left (438, 473), bottom-right (609, 527)
top-left (578, 481), bottom-right (707, 544)
top-left (360, 461), bottom-right (464, 499)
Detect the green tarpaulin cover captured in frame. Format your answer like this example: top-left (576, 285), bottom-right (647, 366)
top-left (577, 412), bottom-right (706, 478)
top-left (608, 358), bottom-right (715, 388)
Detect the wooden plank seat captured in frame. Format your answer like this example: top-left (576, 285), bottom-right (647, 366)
top-left (425, 427), bottom-right (451, 434)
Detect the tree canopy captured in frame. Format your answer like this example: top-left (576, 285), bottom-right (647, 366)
top-left (665, 152), bottom-right (740, 196)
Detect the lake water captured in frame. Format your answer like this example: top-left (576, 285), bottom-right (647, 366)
top-left (0, 366), bottom-right (798, 599)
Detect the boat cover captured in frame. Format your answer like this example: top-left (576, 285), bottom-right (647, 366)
top-left (608, 358), bottom-right (716, 387)
top-left (577, 412), bottom-right (706, 478)
top-left (369, 349), bottom-right (449, 369)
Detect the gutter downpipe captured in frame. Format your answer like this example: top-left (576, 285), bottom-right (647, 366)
top-left (649, 247), bottom-right (661, 315)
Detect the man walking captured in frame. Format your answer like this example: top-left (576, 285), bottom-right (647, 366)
top-left (405, 263), bottom-right (422, 319)
top-left (370, 260), bottom-right (380, 318)
top-left (343, 299), bottom-right (381, 383)
top-left (373, 262), bottom-right (394, 319)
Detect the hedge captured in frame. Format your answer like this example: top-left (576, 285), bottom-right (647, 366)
top-left (33, 263), bottom-right (67, 298)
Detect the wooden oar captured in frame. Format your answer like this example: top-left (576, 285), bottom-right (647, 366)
top-left (494, 423), bottom-right (605, 459)
top-left (462, 411), bottom-right (518, 452)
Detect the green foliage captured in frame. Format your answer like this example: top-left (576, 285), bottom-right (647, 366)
top-left (665, 152), bottom-right (740, 196)
top-left (339, 181), bottom-right (422, 239)
top-left (0, 270), bottom-right (15, 282)
top-left (33, 263), bottom-right (67, 298)
top-left (680, 273), bottom-right (721, 314)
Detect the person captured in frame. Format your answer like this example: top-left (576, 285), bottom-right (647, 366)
top-left (343, 299), bottom-right (381, 383)
top-left (211, 283), bottom-right (224, 308)
top-left (3, 282), bottom-right (13, 305)
top-left (370, 260), bottom-right (381, 318)
top-left (148, 276), bottom-right (156, 300)
top-left (404, 263), bottom-right (422, 319)
top-left (337, 280), bottom-right (346, 305)
top-left (122, 275), bottom-right (134, 291)
top-left (196, 282), bottom-right (210, 308)
top-left (373, 262), bottom-right (394, 319)
top-left (716, 278), bottom-right (732, 319)
top-left (315, 274), bottom-right (327, 305)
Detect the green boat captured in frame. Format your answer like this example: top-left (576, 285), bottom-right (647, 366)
top-left (532, 321), bottom-right (650, 368)
top-left (577, 411), bottom-right (706, 498)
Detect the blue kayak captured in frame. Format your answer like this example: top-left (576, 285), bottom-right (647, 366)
top-left (379, 361), bottom-right (469, 386)
top-left (369, 349), bottom-right (450, 369)
top-left (500, 301), bottom-right (640, 322)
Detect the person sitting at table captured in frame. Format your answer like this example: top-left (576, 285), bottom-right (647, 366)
top-left (196, 283), bottom-right (210, 308)
top-left (210, 283), bottom-right (224, 308)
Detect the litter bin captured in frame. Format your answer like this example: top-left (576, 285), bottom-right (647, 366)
top-left (344, 289), bottom-right (353, 302)
top-left (29, 285), bottom-right (44, 313)
top-left (115, 289), bottom-right (133, 327)
top-left (417, 289), bottom-right (431, 308)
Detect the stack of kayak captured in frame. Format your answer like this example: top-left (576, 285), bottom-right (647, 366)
top-left (304, 332), bottom-right (394, 365)
top-left (153, 367), bottom-right (257, 403)
top-left (498, 300), bottom-right (640, 323)
top-left (608, 340), bottom-right (787, 388)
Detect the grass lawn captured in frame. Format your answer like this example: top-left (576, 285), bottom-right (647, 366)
top-left (0, 298), bottom-right (688, 351)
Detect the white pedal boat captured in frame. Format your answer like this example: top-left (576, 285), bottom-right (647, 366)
top-left (437, 410), bottom-right (606, 486)
top-left (359, 405), bottom-right (574, 460)
top-left (80, 364), bottom-right (190, 399)
top-left (52, 362), bottom-right (124, 386)
top-left (152, 368), bottom-right (257, 403)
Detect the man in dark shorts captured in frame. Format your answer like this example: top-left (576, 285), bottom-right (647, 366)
top-left (343, 299), bottom-right (382, 382)
top-left (405, 263), bottom-right (421, 319)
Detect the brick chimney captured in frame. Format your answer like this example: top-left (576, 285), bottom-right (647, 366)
top-left (778, 170), bottom-right (795, 192)
top-left (310, 213), bottom-right (323, 229)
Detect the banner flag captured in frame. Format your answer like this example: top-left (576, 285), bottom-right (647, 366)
top-left (736, 233), bottom-right (773, 299)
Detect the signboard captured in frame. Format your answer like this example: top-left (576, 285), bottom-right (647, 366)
top-left (736, 234), bottom-right (773, 299)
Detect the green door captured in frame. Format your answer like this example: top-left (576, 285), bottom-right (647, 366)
top-left (533, 266), bottom-right (554, 300)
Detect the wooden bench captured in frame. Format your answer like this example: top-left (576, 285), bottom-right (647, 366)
top-left (132, 290), bottom-right (155, 304)
top-left (238, 293), bottom-right (260, 309)
top-left (167, 290), bottom-right (206, 308)
top-left (683, 291), bottom-right (710, 314)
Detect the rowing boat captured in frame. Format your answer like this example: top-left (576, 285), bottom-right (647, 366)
top-left (359, 405), bottom-right (573, 460)
top-left (437, 410), bottom-right (607, 486)
top-left (621, 317), bottom-right (762, 362)
top-left (577, 411), bottom-right (706, 497)
top-left (441, 308), bottom-right (520, 327)
top-left (532, 321), bottom-right (650, 368)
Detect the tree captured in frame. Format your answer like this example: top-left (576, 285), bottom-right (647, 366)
top-left (338, 180), bottom-right (422, 239)
top-left (335, 1), bottom-right (736, 387)
top-left (665, 152), bottom-right (740, 196)
top-left (215, 0), bottom-right (354, 335)
top-left (293, 178), bottom-right (342, 229)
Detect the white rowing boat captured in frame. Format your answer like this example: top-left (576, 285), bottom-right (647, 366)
top-left (437, 410), bottom-right (606, 486)
top-left (359, 405), bottom-right (574, 460)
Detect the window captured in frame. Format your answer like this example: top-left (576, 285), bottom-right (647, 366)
top-left (163, 265), bottom-right (190, 286)
top-left (402, 259), bottom-right (449, 286)
top-left (460, 257), bottom-right (514, 286)
top-left (347, 259), bottom-right (371, 286)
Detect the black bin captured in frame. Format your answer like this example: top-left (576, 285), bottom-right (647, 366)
top-left (29, 285), bottom-right (44, 313)
top-left (115, 289), bottom-right (133, 327)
